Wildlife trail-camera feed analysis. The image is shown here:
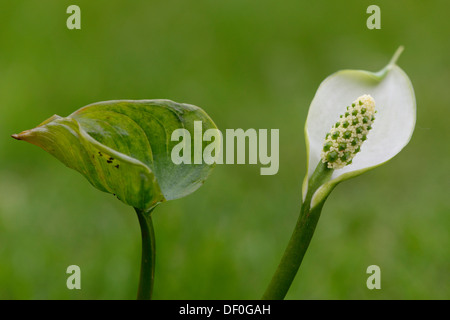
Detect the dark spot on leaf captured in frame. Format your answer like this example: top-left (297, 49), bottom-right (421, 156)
top-left (109, 157), bottom-right (114, 161)
top-left (107, 159), bottom-right (113, 163)
top-left (115, 164), bottom-right (120, 169)
top-left (98, 151), bottom-right (103, 157)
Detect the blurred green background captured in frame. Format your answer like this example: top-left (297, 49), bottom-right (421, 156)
top-left (0, 0), bottom-right (448, 299)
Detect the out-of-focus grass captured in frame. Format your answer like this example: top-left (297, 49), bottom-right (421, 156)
top-left (0, 1), bottom-right (448, 299)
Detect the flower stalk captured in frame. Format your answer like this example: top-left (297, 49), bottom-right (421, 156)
top-left (263, 94), bottom-right (377, 300)
top-left (262, 161), bottom-right (333, 300)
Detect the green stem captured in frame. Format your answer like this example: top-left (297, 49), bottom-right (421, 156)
top-left (262, 161), bottom-right (334, 300)
top-left (135, 207), bottom-right (156, 300)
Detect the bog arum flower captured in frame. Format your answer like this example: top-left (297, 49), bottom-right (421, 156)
top-left (304, 46), bottom-right (416, 208)
top-left (263, 47), bottom-right (416, 300)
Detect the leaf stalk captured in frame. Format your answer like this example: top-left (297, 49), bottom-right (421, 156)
top-left (135, 207), bottom-right (156, 300)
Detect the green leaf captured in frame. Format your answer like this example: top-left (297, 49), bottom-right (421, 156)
top-left (13, 99), bottom-right (219, 212)
top-left (303, 47), bottom-right (416, 208)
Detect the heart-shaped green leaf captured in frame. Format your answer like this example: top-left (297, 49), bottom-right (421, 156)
top-left (13, 99), bottom-right (219, 212)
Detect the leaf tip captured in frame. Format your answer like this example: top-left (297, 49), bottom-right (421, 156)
top-left (11, 130), bottom-right (39, 146)
top-left (11, 130), bottom-right (33, 141)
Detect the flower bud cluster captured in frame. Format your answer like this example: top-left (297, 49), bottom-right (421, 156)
top-left (321, 94), bottom-right (376, 169)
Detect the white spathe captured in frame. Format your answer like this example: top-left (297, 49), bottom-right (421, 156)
top-left (303, 47), bottom-right (416, 207)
